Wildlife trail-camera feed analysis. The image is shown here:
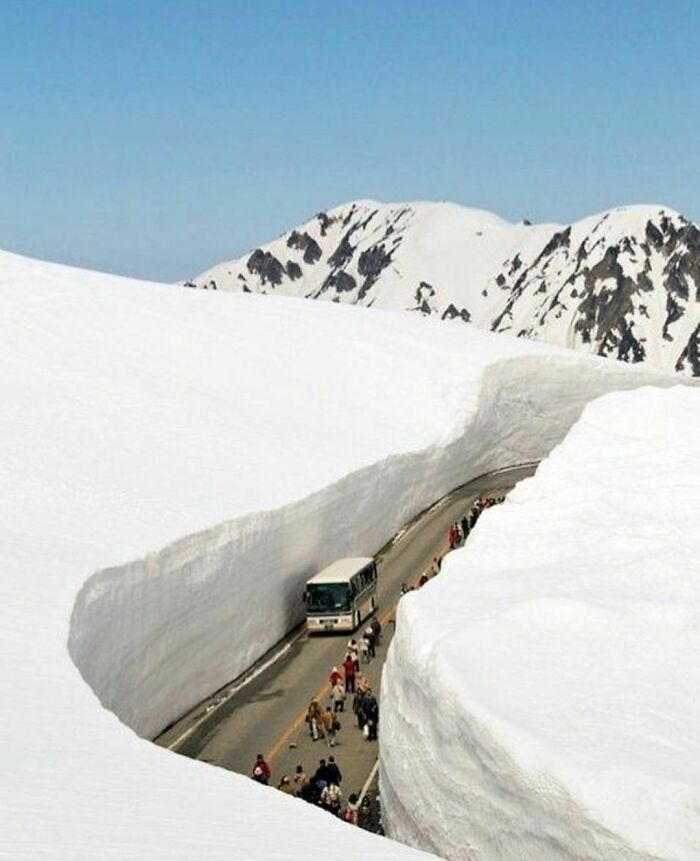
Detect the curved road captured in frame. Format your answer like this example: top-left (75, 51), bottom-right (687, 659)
top-left (156, 463), bottom-right (537, 807)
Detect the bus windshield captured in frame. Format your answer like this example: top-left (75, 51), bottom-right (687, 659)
top-left (305, 582), bottom-right (351, 614)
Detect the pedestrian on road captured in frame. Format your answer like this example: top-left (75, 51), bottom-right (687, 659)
top-left (355, 689), bottom-right (368, 730)
top-left (364, 691), bottom-right (379, 740)
top-left (326, 755), bottom-right (342, 786)
top-left (356, 672), bottom-right (369, 694)
top-left (359, 635), bottom-right (371, 664)
top-left (252, 766), bottom-right (267, 785)
top-left (461, 515), bottom-right (470, 539)
top-left (434, 556), bottom-right (442, 572)
top-left (329, 666), bottom-right (343, 688)
top-left (322, 706), bottom-right (338, 747)
top-left (311, 760), bottom-right (328, 804)
top-left (448, 523), bottom-right (457, 549)
top-left (278, 775), bottom-right (296, 795)
top-left (347, 638), bottom-right (359, 661)
top-left (363, 625), bottom-right (376, 658)
top-left (418, 573), bottom-right (429, 587)
top-left (343, 793), bottom-right (360, 825)
top-left (293, 764), bottom-right (309, 798)
top-left (370, 617), bottom-right (381, 645)
top-left (332, 679), bottom-right (346, 712)
top-left (251, 753), bottom-right (271, 785)
top-left (314, 758), bottom-right (331, 785)
top-left (321, 781), bottom-right (342, 816)
top-left (358, 794), bottom-right (373, 830)
top-left (306, 699), bottom-right (324, 741)
top-left (342, 654), bottom-right (358, 693)
top-left (401, 582), bottom-right (409, 595)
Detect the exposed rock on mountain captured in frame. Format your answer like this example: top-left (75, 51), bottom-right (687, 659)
top-left (189, 200), bottom-right (700, 375)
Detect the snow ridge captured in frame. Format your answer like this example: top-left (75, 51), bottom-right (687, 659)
top-left (190, 201), bottom-right (700, 376)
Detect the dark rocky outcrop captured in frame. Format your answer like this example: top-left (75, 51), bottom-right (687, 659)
top-left (287, 231), bottom-right (322, 264)
top-left (328, 228), bottom-right (357, 270)
top-left (286, 260), bottom-right (302, 281)
top-left (676, 324), bottom-right (700, 375)
top-left (441, 303), bottom-right (471, 322)
top-left (573, 245), bottom-right (651, 362)
top-left (316, 211), bottom-right (335, 236)
top-left (246, 249), bottom-right (285, 286)
top-left (323, 271), bottom-right (357, 293)
top-left (411, 282), bottom-right (437, 316)
top-left (358, 243), bottom-right (392, 280)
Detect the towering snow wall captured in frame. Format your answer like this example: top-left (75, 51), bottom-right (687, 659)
top-left (66, 303), bottom-right (676, 742)
top-left (381, 385), bottom-right (700, 861)
top-left (0, 247), bottom-right (677, 859)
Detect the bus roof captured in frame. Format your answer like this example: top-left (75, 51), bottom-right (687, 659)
top-left (307, 557), bottom-right (374, 584)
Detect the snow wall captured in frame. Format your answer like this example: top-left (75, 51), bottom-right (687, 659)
top-left (381, 384), bottom-right (700, 861)
top-left (0, 247), bottom-right (680, 860)
top-left (68, 354), bottom-right (673, 741)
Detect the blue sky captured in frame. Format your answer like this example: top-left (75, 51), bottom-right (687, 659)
top-left (1, 0), bottom-right (698, 281)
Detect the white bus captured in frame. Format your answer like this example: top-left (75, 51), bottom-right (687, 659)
top-left (304, 557), bottom-right (378, 633)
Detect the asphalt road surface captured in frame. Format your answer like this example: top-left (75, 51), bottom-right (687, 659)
top-left (156, 463), bottom-right (537, 818)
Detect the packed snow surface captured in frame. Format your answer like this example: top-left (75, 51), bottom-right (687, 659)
top-left (192, 199), bottom-right (700, 376)
top-left (0, 247), bottom-right (674, 858)
top-left (381, 385), bottom-right (700, 861)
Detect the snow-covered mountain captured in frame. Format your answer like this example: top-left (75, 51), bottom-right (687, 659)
top-left (190, 200), bottom-right (700, 376)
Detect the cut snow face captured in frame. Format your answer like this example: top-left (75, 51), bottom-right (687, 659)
top-left (0, 247), bottom-right (679, 859)
top-left (190, 200), bottom-right (700, 377)
top-left (381, 385), bottom-right (700, 861)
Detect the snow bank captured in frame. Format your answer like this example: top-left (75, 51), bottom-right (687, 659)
top-left (0, 247), bottom-right (675, 858)
top-left (381, 385), bottom-right (700, 860)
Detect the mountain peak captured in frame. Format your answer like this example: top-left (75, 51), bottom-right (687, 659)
top-left (190, 201), bottom-right (700, 377)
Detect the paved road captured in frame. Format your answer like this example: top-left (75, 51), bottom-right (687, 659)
top-left (156, 464), bottom-right (536, 811)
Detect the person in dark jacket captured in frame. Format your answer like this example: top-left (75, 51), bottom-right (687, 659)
top-left (311, 759), bottom-right (329, 795)
top-left (354, 688), bottom-right (368, 730)
top-left (364, 692), bottom-right (379, 740)
top-left (326, 755), bottom-right (342, 786)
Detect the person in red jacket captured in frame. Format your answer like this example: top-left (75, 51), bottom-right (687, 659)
top-left (329, 666), bottom-right (343, 688)
top-left (342, 654), bottom-right (359, 693)
top-left (252, 753), bottom-right (271, 784)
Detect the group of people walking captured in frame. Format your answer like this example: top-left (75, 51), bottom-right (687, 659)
top-left (402, 495), bottom-right (505, 595)
top-left (305, 621), bottom-right (382, 747)
top-left (452, 495), bottom-right (504, 547)
top-left (253, 752), bottom-right (371, 825)
top-left (251, 618), bottom-right (383, 827)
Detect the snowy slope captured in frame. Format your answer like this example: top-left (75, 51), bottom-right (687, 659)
top-left (381, 385), bottom-right (700, 861)
top-left (0, 247), bottom-right (677, 859)
top-left (190, 200), bottom-right (700, 376)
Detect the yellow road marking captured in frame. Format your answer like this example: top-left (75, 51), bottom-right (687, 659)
top-left (265, 601), bottom-right (398, 765)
